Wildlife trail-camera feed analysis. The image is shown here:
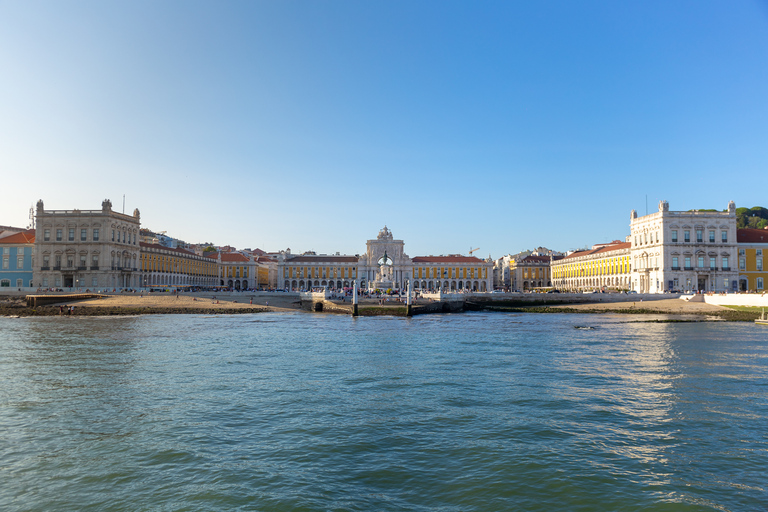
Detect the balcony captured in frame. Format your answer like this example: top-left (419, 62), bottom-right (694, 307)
top-left (53, 266), bottom-right (61, 270)
top-left (684, 267), bottom-right (693, 271)
top-left (671, 267), bottom-right (680, 271)
top-left (77, 266), bottom-right (87, 271)
top-left (40, 266), bottom-right (50, 271)
top-left (90, 266), bottom-right (100, 270)
top-left (722, 266), bottom-right (731, 271)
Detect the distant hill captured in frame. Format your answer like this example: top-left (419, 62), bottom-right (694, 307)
top-left (736, 207), bottom-right (768, 229)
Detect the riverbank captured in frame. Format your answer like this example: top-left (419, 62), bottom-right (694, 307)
top-left (0, 293), bottom-right (760, 321)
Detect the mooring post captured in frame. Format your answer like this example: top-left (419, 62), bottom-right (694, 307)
top-left (352, 282), bottom-right (359, 317)
top-left (406, 281), bottom-right (413, 317)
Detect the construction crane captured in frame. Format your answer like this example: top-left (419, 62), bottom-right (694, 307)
top-left (469, 247), bottom-right (480, 255)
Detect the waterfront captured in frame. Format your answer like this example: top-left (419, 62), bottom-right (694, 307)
top-left (1, 312), bottom-right (766, 511)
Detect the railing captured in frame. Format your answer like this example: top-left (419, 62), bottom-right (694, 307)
top-left (90, 266), bottom-right (99, 270)
top-left (722, 266), bottom-right (731, 271)
top-left (53, 266), bottom-right (61, 270)
top-left (40, 266), bottom-right (50, 271)
top-left (77, 266), bottom-right (87, 270)
top-left (684, 267), bottom-right (693, 271)
top-left (672, 267), bottom-right (680, 271)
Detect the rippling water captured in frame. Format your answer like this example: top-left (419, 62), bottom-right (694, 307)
top-left (1, 312), bottom-right (767, 511)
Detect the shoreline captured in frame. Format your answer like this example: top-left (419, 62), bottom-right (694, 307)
top-left (0, 294), bottom-right (760, 321)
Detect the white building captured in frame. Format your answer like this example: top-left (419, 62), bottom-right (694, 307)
top-left (630, 200), bottom-right (738, 293)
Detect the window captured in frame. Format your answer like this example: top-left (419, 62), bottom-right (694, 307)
top-left (93, 229), bottom-right (99, 241)
top-left (66, 256), bottom-right (74, 268)
top-left (17, 279), bottom-right (22, 288)
top-left (696, 229), bottom-right (703, 243)
top-left (709, 230), bottom-right (715, 243)
top-left (55, 255), bottom-right (61, 268)
top-left (672, 257), bottom-right (679, 269)
top-left (43, 255), bottom-right (50, 268)
top-left (645, 233), bottom-right (648, 244)
top-left (2, 256), bottom-right (8, 269)
top-left (92, 277), bottom-right (98, 287)
top-left (92, 255), bottom-right (98, 268)
top-left (758, 259), bottom-right (763, 271)
top-left (17, 256), bottom-right (23, 269)
top-left (685, 256), bottom-right (691, 269)
top-left (0, 279), bottom-right (9, 287)
top-left (758, 278), bottom-right (764, 290)
top-left (44, 229), bottom-right (50, 241)
top-left (684, 230), bottom-right (690, 243)
top-left (739, 248), bottom-right (745, 256)
top-left (710, 257), bottom-right (716, 270)
top-left (112, 230), bottom-right (115, 242)
top-left (722, 231), bottom-right (727, 243)
top-left (55, 277), bottom-right (61, 287)
top-left (758, 249), bottom-right (763, 257)
top-left (79, 255), bottom-right (87, 268)
top-left (699, 256), bottom-right (705, 268)
top-left (42, 277), bottom-right (48, 287)
top-left (740, 258), bottom-right (746, 270)
top-left (56, 229), bottom-right (62, 241)
top-left (672, 230), bottom-right (678, 243)
top-left (68, 228), bottom-right (74, 241)
top-left (81, 229), bottom-right (87, 241)
top-left (722, 257), bottom-right (729, 270)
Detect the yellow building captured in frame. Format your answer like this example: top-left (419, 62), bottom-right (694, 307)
top-left (551, 241), bottom-right (632, 292)
top-left (737, 229), bottom-right (768, 292)
top-left (509, 255), bottom-right (553, 291)
top-left (141, 242), bottom-right (218, 288)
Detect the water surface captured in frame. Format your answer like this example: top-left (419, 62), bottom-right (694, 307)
top-left (1, 312), bottom-right (766, 511)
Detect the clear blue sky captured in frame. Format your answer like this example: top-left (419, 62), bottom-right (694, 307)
top-left (2, 1), bottom-right (767, 258)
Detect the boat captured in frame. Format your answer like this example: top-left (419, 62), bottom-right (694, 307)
top-left (756, 308), bottom-right (768, 326)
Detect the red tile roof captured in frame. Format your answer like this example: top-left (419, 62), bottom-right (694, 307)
top-left (520, 255), bottom-right (551, 263)
top-left (412, 256), bottom-right (485, 263)
top-left (221, 253), bottom-right (250, 262)
top-left (738, 228), bottom-right (768, 244)
top-left (140, 242), bottom-right (197, 256)
top-left (0, 229), bottom-right (35, 244)
top-left (287, 255), bottom-right (359, 263)
top-left (560, 241), bottom-right (631, 261)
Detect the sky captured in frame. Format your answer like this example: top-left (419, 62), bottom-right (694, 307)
top-left (1, 1), bottom-right (767, 258)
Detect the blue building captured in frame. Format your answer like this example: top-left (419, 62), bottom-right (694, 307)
top-left (0, 229), bottom-right (35, 289)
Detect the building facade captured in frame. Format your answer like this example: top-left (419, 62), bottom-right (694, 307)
top-left (510, 255), bottom-right (554, 291)
top-left (630, 201), bottom-right (738, 293)
top-left (736, 228), bottom-right (768, 292)
top-left (551, 241), bottom-right (632, 292)
top-left (277, 227), bottom-right (493, 292)
top-left (141, 242), bottom-right (218, 288)
top-left (33, 199), bottom-right (142, 290)
top-left (0, 229), bottom-right (35, 289)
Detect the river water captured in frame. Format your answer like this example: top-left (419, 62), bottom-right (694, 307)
top-left (1, 312), bottom-right (766, 511)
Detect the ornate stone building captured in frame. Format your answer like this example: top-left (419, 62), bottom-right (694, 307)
top-left (630, 201), bottom-right (738, 293)
top-left (277, 226), bottom-right (493, 292)
top-left (33, 199), bottom-right (141, 289)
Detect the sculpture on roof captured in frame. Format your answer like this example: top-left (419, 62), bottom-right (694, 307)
top-left (377, 226), bottom-right (393, 241)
